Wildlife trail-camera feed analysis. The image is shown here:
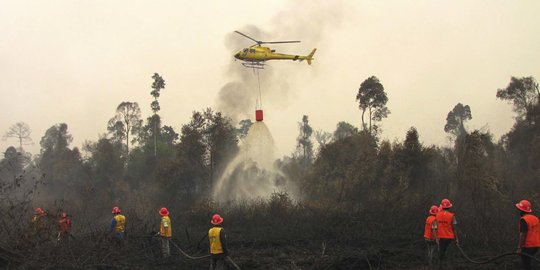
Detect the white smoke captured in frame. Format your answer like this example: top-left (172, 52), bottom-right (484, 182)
top-left (213, 0), bottom-right (347, 201)
top-left (213, 122), bottom-right (293, 202)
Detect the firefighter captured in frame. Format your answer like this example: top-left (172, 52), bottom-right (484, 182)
top-left (424, 205), bottom-right (439, 268)
top-left (158, 207), bottom-right (172, 258)
top-left (433, 198), bottom-right (458, 269)
top-left (110, 206), bottom-right (126, 242)
top-left (516, 199), bottom-right (540, 270)
top-left (32, 207), bottom-right (50, 242)
top-left (57, 212), bottom-right (72, 243)
top-left (209, 214), bottom-right (228, 270)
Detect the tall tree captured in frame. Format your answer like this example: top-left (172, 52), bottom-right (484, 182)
top-left (38, 123), bottom-right (86, 200)
top-left (497, 76), bottom-right (539, 120)
top-left (202, 108), bottom-right (238, 179)
top-left (2, 122), bottom-right (32, 151)
top-left (40, 123), bottom-right (72, 153)
top-left (308, 130), bottom-right (377, 204)
top-left (444, 103), bottom-right (472, 137)
top-left (84, 137), bottom-right (125, 201)
top-left (0, 146), bottom-right (24, 178)
top-left (296, 115), bottom-right (314, 166)
top-left (108, 102), bottom-right (142, 158)
top-left (150, 73), bottom-right (166, 156)
top-left (157, 109), bottom-right (237, 201)
top-left (356, 76), bottom-right (390, 133)
top-left (400, 127), bottom-right (423, 189)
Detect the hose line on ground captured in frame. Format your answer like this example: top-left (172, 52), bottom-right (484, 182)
top-left (456, 244), bottom-right (540, 264)
top-left (170, 240), bottom-right (210, 260)
top-left (170, 239), bottom-right (242, 270)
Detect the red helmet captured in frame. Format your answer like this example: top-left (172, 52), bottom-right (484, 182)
top-left (516, 200), bottom-right (533, 213)
top-left (60, 212), bottom-right (67, 218)
top-left (159, 207), bottom-right (169, 216)
top-left (440, 198), bottom-right (453, 209)
top-left (35, 208), bottom-right (44, 215)
top-left (112, 206), bottom-right (121, 214)
top-left (211, 214), bottom-right (224, 225)
top-left (429, 205), bottom-right (439, 215)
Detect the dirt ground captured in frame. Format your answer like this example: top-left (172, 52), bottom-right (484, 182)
top-left (2, 234), bottom-right (527, 269)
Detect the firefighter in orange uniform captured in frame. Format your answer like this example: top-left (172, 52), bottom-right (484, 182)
top-left (516, 199), bottom-right (540, 270)
top-left (424, 205), bottom-right (439, 268)
top-left (57, 212), bottom-right (72, 243)
top-left (158, 207), bottom-right (172, 258)
top-left (433, 198), bottom-right (458, 269)
top-left (209, 214), bottom-right (228, 270)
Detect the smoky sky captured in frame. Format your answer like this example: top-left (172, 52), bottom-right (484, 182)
top-left (216, 0), bottom-right (345, 123)
top-left (1, 1), bottom-right (540, 157)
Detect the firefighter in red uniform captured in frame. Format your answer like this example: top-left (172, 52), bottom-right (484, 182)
top-left (31, 207), bottom-right (51, 243)
top-left (57, 212), bottom-right (72, 243)
top-left (424, 205), bottom-right (439, 268)
top-left (433, 198), bottom-right (459, 269)
top-left (516, 199), bottom-right (540, 270)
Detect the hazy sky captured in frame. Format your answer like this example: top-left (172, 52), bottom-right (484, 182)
top-left (1, 0), bottom-right (540, 157)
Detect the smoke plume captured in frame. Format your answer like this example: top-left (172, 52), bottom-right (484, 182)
top-left (213, 1), bottom-right (346, 201)
top-left (216, 0), bottom-right (346, 123)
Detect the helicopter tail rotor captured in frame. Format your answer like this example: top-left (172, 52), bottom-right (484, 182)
top-left (306, 48), bottom-right (317, 65)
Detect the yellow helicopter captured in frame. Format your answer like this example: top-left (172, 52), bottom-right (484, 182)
top-left (233, 31), bottom-right (316, 69)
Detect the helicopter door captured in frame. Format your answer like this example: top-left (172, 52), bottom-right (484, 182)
top-left (249, 48), bottom-right (257, 59)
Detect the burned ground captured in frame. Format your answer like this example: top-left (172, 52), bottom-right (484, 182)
top-left (0, 195), bottom-right (528, 269)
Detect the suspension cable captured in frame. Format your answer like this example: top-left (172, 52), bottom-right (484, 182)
top-left (256, 68), bottom-right (262, 108)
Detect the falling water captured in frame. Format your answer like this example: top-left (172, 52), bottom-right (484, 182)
top-left (212, 121), bottom-right (293, 202)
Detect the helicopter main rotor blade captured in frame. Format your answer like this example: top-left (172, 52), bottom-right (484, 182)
top-left (234, 31), bottom-right (261, 44)
top-left (261, 41), bottom-right (301, 44)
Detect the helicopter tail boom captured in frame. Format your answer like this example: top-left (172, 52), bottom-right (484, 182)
top-left (306, 48), bottom-right (317, 65)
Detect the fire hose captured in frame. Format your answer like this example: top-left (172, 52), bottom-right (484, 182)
top-left (170, 239), bottom-right (241, 270)
top-left (456, 243), bottom-right (540, 264)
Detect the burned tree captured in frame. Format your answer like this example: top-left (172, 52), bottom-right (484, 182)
top-left (2, 122), bottom-right (32, 151)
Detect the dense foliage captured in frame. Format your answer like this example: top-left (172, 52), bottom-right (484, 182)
top-left (1, 75), bottom-right (539, 269)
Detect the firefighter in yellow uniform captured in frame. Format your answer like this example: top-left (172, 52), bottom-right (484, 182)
top-left (209, 214), bottom-right (228, 270)
top-left (159, 207), bottom-right (172, 258)
top-left (110, 206), bottom-right (126, 246)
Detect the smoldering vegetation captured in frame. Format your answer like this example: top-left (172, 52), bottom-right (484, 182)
top-left (1, 75), bottom-right (540, 269)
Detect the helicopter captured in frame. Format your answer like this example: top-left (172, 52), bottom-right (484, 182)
top-left (233, 31), bottom-right (316, 69)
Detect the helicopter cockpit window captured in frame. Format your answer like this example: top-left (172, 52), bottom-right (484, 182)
top-left (243, 48), bottom-right (248, 53)
top-left (249, 49), bottom-right (256, 53)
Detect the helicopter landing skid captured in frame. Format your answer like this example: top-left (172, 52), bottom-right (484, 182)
top-left (242, 62), bottom-right (265, 69)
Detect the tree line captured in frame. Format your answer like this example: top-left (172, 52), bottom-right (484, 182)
top-left (1, 74), bottom-right (539, 256)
